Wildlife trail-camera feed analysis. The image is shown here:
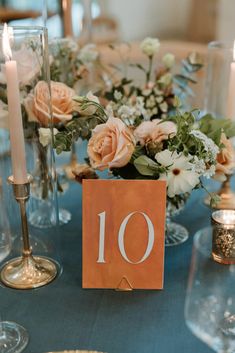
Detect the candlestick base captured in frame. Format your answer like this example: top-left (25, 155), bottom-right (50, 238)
top-left (0, 254), bottom-right (57, 289)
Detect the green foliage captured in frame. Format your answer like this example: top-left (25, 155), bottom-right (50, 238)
top-left (199, 114), bottom-right (235, 143)
top-left (210, 194), bottom-right (221, 208)
top-left (133, 155), bottom-right (162, 176)
top-left (173, 53), bottom-right (203, 99)
top-left (54, 116), bottom-right (100, 154)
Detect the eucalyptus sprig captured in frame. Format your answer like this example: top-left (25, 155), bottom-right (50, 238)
top-left (54, 115), bottom-right (100, 154)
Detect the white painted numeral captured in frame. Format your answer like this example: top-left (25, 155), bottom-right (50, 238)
top-left (97, 211), bottom-right (155, 264)
top-left (118, 212), bottom-right (154, 264)
top-left (97, 211), bottom-right (106, 263)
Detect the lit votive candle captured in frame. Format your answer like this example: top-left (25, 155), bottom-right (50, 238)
top-left (211, 210), bottom-right (235, 264)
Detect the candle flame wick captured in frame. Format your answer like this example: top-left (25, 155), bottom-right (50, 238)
top-left (2, 23), bottom-right (12, 61)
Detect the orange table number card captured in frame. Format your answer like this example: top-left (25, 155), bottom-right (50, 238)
top-left (82, 179), bottom-right (166, 290)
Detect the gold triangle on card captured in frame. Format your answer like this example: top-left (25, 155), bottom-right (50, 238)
top-left (115, 276), bottom-right (133, 291)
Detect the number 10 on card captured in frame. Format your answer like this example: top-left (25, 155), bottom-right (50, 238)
top-left (82, 180), bottom-right (166, 290)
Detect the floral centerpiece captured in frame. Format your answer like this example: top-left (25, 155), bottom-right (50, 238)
top-left (52, 94), bottom-right (235, 244)
top-left (50, 37), bottom-right (235, 244)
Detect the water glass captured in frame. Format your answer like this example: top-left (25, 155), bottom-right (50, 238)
top-left (185, 227), bottom-right (235, 353)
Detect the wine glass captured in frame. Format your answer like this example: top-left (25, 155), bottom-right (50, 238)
top-left (185, 227), bottom-right (235, 353)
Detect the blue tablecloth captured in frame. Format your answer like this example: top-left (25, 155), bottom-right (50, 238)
top-left (0, 171), bottom-right (216, 353)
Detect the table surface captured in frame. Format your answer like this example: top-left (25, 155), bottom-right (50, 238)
top-left (0, 177), bottom-right (217, 353)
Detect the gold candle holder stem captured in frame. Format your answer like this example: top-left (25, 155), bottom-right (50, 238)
top-left (219, 173), bottom-right (232, 195)
top-left (0, 175), bottom-right (57, 289)
top-left (10, 175), bottom-right (31, 254)
top-left (18, 199), bottom-right (31, 255)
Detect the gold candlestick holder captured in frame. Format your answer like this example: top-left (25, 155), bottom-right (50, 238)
top-left (0, 175), bottom-right (57, 289)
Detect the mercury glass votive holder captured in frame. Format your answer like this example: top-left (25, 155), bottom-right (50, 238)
top-left (211, 209), bottom-right (235, 264)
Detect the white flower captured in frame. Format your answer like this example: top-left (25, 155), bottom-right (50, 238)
top-left (204, 165), bottom-right (216, 178)
top-left (146, 95), bottom-right (156, 108)
top-left (50, 37), bottom-right (79, 55)
top-left (105, 103), bottom-right (114, 117)
top-left (136, 96), bottom-right (148, 119)
top-left (140, 37), bottom-right (160, 57)
top-left (142, 88), bottom-right (152, 96)
top-left (190, 130), bottom-right (219, 161)
top-left (159, 101), bottom-right (168, 112)
top-left (162, 53), bottom-right (175, 69)
top-left (118, 105), bottom-right (134, 119)
top-left (114, 90), bottom-right (122, 101)
top-left (155, 149), bottom-right (200, 198)
top-left (39, 128), bottom-right (59, 147)
top-left (191, 156), bottom-right (206, 175)
top-left (78, 44), bottom-right (99, 63)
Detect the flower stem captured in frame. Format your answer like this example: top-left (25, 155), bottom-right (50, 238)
top-left (146, 55), bottom-right (153, 84)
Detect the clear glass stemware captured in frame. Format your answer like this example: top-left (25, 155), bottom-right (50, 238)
top-left (185, 227), bottom-right (235, 353)
top-left (0, 319), bottom-right (28, 353)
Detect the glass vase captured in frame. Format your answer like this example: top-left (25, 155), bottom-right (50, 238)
top-left (204, 41), bottom-right (235, 209)
top-left (28, 139), bottom-right (58, 228)
top-left (165, 196), bottom-right (189, 247)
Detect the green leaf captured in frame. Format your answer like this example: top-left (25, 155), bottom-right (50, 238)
top-left (121, 78), bottom-right (133, 86)
top-left (129, 63), bottom-right (146, 73)
top-left (199, 114), bottom-right (235, 140)
top-left (174, 74), bottom-right (197, 84)
top-left (210, 194), bottom-right (221, 208)
top-left (134, 155), bottom-right (159, 176)
top-left (173, 96), bottom-right (182, 108)
top-left (130, 145), bottom-right (145, 161)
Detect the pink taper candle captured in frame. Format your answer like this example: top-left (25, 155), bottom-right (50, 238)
top-left (227, 41), bottom-right (235, 120)
top-left (2, 24), bottom-right (27, 184)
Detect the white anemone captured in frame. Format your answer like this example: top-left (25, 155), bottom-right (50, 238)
top-left (155, 149), bottom-right (200, 198)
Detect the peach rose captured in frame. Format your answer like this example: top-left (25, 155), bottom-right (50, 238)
top-left (215, 133), bottom-right (234, 181)
top-left (87, 117), bottom-right (136, 171)
top-left (134, 119), bottom-right (177, 145)
top-left (24, 81), bottom-right (75, 126)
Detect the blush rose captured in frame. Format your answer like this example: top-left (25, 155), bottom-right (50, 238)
top-left (24, 81), bottom-right (75, 126)
top-left (134, 119), bottom-right (177, 145)
top-left (87, 117), bottom-right (136, 171)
